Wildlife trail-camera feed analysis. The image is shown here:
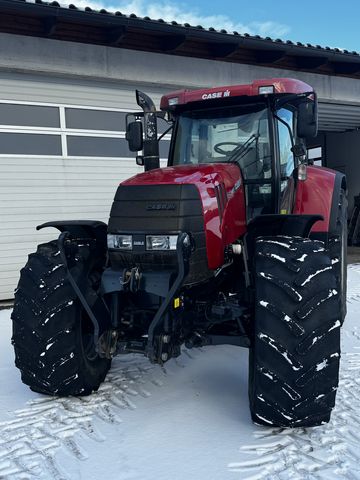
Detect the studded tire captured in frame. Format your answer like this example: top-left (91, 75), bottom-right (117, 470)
top-left (12, 240), bottom-right (111, 396)
top-left (248, 236), bottom-right (341, 428)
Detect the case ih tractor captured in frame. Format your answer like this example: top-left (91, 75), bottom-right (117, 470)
top-left (12, 78), bottom-right (347, 428)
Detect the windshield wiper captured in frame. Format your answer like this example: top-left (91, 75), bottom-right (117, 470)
top-left (227, 134), bottom-right (259, 164)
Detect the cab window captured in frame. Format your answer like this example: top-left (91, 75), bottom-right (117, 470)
top-left (172, 106), bottom-right (271, 180)
top-left (277, 108), bottom-right (295, 182)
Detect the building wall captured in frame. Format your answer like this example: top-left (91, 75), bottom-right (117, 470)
top-left (326, 130), bottom-right (360, 213)
top-left (1, 32), bottom-right (360, 106)
top-left (0, 73), bottom-right (170, 299)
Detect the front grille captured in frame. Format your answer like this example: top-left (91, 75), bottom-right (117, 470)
top-left (108, 184), bottom-right (211, 285)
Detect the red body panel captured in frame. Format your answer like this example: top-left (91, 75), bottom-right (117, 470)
top-left (160, 78), bottom-right (313, 110)
top-left (293, 166), bottom-right (336, 232)
top-left (122, 164), bottom-right (246, 269)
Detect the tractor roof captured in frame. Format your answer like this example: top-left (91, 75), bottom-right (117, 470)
top-left (160, 78), bottom-right (313, 110)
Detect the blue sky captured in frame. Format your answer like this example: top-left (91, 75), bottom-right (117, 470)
top-left (74, 0), bottom-right (360, 51)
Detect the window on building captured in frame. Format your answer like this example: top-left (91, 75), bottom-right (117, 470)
top-left (65, 108), bottom-right (126, 131)
top-left (308, 146), bottom-right (322, 166)
top-left (0, 102), bottom-right (171, 160)
top-left (0, 133), bottom-right (62, 155)
top-left (67, 136), bottom-right (129, 157)
top-left (0, 104), bottom-right (60, 128)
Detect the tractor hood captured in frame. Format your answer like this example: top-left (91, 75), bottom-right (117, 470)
top-left (122, 163), bottom-right (239, 187)
top-left (110, 163), bottom-right (246, 271)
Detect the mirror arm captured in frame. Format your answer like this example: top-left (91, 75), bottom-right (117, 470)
top-left (136, 155), bottom-right (144, 166)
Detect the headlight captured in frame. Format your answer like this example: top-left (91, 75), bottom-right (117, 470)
top-left (107, 234), bottom-right (132, 250)
top-left (146, 235), bottom-right (178, 251)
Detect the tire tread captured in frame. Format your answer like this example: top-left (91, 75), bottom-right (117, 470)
top-left (249, 235), bottom-right (340, 428)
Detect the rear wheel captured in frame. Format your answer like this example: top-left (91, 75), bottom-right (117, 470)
top-left (249, 236), bottom-right (341, 427)
top-left (12, 240), bottom-right (111, 396)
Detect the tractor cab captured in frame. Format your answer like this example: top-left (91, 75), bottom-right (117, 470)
top-left (126, 78), bottom-right (317, 221)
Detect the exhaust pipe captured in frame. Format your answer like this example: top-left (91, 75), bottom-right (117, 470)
top-left (136, 90), bottom-right (160, 171)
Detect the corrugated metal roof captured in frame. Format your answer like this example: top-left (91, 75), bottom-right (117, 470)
top-left (1, 0), bottom-right (360, 79)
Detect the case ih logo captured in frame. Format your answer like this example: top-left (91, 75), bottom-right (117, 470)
top-left (146, 203), bottom-right (176, 211)
top-left (201, 90), bottom-right (231, 100)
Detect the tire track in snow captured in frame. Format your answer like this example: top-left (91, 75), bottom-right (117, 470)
top-left (347, 264), bottom-right (360, 303)
top-left (0, 351), bottom-right (197, 480)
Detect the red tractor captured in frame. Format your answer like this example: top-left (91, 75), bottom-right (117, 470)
top-left (12, 78), bottom-right (347, 428)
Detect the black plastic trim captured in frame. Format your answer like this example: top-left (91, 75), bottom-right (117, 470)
top-left (247, 213), bottom-right (323, 237)
top-left (246, 213), bottom-right (323, 261)
top-left (37, 220), bottom-right (107, 249)
top-left (328, 172), bottom-right (347, 235)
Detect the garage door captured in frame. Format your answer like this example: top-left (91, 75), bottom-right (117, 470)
top-left (0, 73), bottom-right (170, 300)
top-left (318, 101), bottom-right (360, 132)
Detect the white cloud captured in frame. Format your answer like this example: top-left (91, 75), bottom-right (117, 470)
top-left (69, 0), bottom-right (290, 38)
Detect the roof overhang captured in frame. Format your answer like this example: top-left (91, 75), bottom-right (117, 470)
top-left (0, 0), bottom-right (360, 80)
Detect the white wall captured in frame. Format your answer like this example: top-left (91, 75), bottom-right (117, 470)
top-left (0, 75), bottom-right (170, 300)
top-left (1, 32), bottom-right (360, 106)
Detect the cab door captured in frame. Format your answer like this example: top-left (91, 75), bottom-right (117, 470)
top-left (276, 108), bottom-right (296, 214)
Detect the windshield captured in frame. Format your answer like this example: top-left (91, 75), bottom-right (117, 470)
top-left (172, 105), bottom-right (271, 180)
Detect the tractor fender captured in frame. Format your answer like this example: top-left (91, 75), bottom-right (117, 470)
top-left (328, 172), bottom-right (347, 236)
top-left (37, 220), bottom-right (107, 249)
top-left (245, 213), bottom-right (323, 261)
top-left (293, 166), bottom-right (346, 236)
top-left (36, 221), bottom-right (111, 339)
top-left (247, 213), bottom-right (323, 238)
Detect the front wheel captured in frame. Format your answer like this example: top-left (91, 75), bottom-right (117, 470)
top-left (248, 236), bottom-right (341, 427)
top-left (12, 240), bottom-right (111, 396)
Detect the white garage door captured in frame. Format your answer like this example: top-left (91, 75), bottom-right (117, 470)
top-left (0, 73), bottom-right (170, 300)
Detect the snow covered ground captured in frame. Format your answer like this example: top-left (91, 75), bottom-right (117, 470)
top-left (0, 265), bottom-right (360, 480)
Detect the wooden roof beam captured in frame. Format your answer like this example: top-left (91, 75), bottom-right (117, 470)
top-left (294, 55), bottom-right (328, 69)
top-left (254, 49), bottom-right (286, 64)
top-left (209, 42), bottom-right (239, 58)
top-left (43, 16), bottom-right (58, 36)
top-left (331, 62), bottom-right (360, 74)
top-left (107, 26), bottom-right (127, 46)
top-left (159, 34), bottom-right (187, 52)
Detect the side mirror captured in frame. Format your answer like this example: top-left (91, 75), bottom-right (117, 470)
top-left (297, 100), bottom-right (318, 138)
top-left (126, 121), bottom-right (143, 152)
